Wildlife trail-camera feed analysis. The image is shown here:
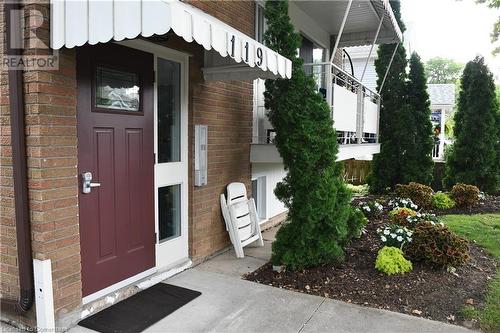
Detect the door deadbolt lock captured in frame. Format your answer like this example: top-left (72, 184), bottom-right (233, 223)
top-left (82, 172), bottom-right (101, 194)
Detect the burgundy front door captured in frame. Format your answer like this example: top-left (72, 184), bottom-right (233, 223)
top-left (77, 43), bottom-right (155, 296)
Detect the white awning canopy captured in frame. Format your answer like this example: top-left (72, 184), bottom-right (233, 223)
top-left (294, 0), bottom-right (403, 48)
top-left (50, 0), bottom-right (292, 81)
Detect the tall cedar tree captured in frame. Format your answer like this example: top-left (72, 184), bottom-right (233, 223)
top-left (401, 53), bottom-right (434, 185)
top-left (368, 0), bottom-right (409, 193)
top-left (263, 0), bottom-right (364, 269)
top-left (444, 57), bottom-right (500, 193)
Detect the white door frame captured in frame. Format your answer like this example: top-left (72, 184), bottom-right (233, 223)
top-left (119, 39), bottom-right (189, 269)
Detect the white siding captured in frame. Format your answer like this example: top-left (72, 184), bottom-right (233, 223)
top-left (252, 164), bottom-right (287, 220)
top-left (351, 58), bottom-right (377, 92)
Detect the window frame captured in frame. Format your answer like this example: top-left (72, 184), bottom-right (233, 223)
top-left (91, 62), bottom-right (145, 116)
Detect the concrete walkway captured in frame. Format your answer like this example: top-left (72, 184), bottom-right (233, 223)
top-left (65, 226), bottom-right (473, 333)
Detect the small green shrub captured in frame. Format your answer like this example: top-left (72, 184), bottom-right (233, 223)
top-left (346, 208), bottom-right (368, 241)
top-left (389, 207), bottom-right (417, 226)
top-left (395, 182), bottom-right (434, 208)
top-left (375, 246), bottom-right (413, 275)
top-left (376, 225), bottom-right (413, 248)
top-left (432, 192), bottom-right (456, 209)
top-left (347, 184), bottom-right (369, 196)
top-left (450, 183), bottom-right (480, 208)
top-left (406, 221), bottom-right (470, 267)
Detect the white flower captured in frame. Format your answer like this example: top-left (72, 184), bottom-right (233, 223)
top-left (364, 206), bottom-right (371, 212)
top-left (407, 237), bottom-right (412, 242)
top-left (381, 236), bottom-right (387, 242)
top-left (383, 229), bottom-right (390, 235)
top-left (397, 228), bottom-right (403, 233)
top-left (396, 236), bottom-right (403, 242)
top-left (390, 233), bottom-right (397, 238)
top-left (407, 231), bottom-right (413, 237)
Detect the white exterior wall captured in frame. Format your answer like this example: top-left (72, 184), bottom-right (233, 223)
top-left (252, 163), bottom-right (287, 220)
top-left (351, 57), bottom-right (377, 91)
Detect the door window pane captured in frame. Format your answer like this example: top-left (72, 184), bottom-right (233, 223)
top-left (158, 58), bottom-right (181, 163)
top-left (95, 67), bottom-right (140, 112)
top-left (158, 184), bottom-right (181, 242)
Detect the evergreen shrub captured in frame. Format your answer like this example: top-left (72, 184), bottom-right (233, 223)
top-left (444, 57), bottom-right (499, 193)
top-left (264, 0), bottom-right (358, 269)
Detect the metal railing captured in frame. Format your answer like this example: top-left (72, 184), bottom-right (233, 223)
top-left (252, 63), bottom-right (381, 146)
top-left (303, 62), bottom-right (380, 145)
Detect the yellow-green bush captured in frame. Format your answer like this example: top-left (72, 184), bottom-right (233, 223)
top-left (375, 246), bottom-right (413, 275)
top-left (432, 192), bottom-right (456, 209)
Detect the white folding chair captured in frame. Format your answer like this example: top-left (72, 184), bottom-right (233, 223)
top-left (220, 182), bottom-right (264, 258)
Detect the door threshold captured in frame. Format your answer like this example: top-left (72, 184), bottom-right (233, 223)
top-left (82, 258), bottom-right (192, 305)
top-left (82, 267), bottom-right (158, 305)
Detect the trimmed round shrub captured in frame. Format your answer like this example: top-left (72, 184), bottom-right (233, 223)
top-left (432, 192), bottom-right (456, 209)
top-left (395, 182), bottom-right (434, 208)
top-left (375, 246), bottom-right (413, 275)
top-left (406, 221), bottom-right (470, 267)
top-left (389, 207), bottom-right (417, 226)
top-left (450, 183), bottom-right (480, 208)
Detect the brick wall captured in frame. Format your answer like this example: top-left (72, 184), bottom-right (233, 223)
top-left (0, 1), bottom-right (20, 303)
top-left (181, 0), bottom-right (256, 261)
top-left (1, 1), bottom-right (81, 326)
top-left (1, 0), bottom-right (255, 327)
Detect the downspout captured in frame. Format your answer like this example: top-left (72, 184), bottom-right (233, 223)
top-left (2, 0), bottom-right (35, 313)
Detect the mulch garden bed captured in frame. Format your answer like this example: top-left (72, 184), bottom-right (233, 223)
top-left (244, 195), bottom-right (499, 329)
top-left (431, 195), bottom-right (500, 215)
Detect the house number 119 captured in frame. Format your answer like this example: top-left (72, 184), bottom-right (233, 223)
top-left (230, 35), bottom-right (263, 66)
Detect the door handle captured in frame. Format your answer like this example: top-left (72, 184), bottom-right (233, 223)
top-left (82, 172), bottom-right (101, 194)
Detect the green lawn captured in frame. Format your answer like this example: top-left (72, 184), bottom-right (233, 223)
top-left (441, 214), bottom-right (500, 332)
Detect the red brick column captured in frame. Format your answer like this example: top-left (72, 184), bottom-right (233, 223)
top-left (1, 1), bottom-right (81, 326)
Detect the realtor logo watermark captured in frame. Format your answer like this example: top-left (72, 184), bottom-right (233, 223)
top-left (3, 3), bottom-right (59, 71)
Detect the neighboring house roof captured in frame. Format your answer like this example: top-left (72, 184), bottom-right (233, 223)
top-left (427, 84), bottom-right (456, 106)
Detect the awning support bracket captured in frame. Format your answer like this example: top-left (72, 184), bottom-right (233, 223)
top-left (361, 14), bottom-right (384, 82)
top-left (329, 0), bottom-right (353, 63)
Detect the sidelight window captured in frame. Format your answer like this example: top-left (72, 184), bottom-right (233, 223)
top-left (158, 184), bottom-right (181, 242)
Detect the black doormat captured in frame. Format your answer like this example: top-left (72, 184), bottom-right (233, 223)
top-left (78, 283), bottom-right (201, 333)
